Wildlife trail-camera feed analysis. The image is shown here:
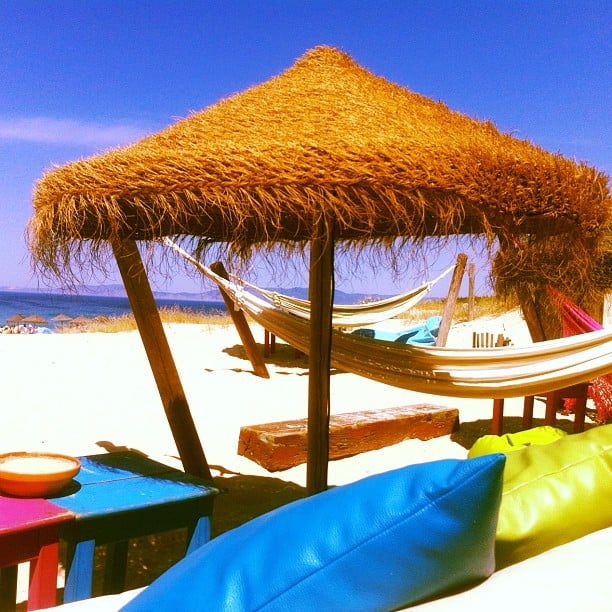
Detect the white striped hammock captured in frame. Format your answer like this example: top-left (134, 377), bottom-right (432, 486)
top-left (165, 238), bottom-right (452, 328)
top-left (168, 240), bottom-right (612, 400)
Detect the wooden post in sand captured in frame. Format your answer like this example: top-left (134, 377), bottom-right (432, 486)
top-left (307, 218), bottom-right (334, 495)
top-left (467, 263), bottom-right (475, 321)
top-left (209, 262), bottom-right (270, 379)
top-left (112, 238), bottom-right (212, 481)
top-left (435, 253), bottom-right (468, 347)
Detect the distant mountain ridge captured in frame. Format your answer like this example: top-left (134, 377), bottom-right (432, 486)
top-left (1, 284), bottom-right (393, 305)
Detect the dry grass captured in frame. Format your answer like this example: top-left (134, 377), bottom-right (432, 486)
top-left (60, 296), bottom-right (514, 334)
top-left (61, 305), bottom-right (230, 333)
top-left (396, 295), bottom-right (516, 326)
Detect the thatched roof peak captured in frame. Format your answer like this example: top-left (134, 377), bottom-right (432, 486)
top-left (29, 46), bottom-right (610, 298)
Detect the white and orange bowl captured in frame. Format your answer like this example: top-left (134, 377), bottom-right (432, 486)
top-left (0, 452), bottom-right (81, 497)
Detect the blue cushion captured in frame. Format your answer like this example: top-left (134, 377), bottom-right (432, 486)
top-left (353, 316), bottom-right (442, 346)
top-left (123, 455), bottom-right (505, 612)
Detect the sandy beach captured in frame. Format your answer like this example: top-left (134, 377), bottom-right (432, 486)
top-left (1, 306), bottom-right (608, 599)
top-left (0, 309), bottom-right (536, 477)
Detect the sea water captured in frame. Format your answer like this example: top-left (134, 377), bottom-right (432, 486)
top-left (0, 290), bottom-right (226, 331)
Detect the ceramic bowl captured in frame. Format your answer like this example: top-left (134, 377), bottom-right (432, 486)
top-left (0, 452), bottom-right (81, 497)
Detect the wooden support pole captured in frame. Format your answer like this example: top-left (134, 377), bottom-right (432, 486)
top-left (307, 219), bottom-right (334, 495)
top-left (435, 253), bottom-right (468, 347)
top-left (467, 263), bottom-right (475, 321)
top-left (112, 238), bottom-right (212, 481)
top-left (516, 285), bottom-right (546, 342)
top-left (209, 262), bottom-right (270, 379)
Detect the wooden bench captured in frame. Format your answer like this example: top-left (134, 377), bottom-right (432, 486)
top-left (238, 404), bottom-right (460, 471)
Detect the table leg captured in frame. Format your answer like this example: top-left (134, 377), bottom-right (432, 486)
top-left (63, 539), bottom-right (95, 603)
top-left (264, 329), bottom-right (271, 357)
top-left (491, 398), bottom-right (504, 435)
top-left (28, 541), bottom-right (59, 610)
top-left (545, 391), bottom-right (560, 426)
top-left (186, 516), bottom-right (211, 555)
top-left (522, 396), bottom-right (535, 429)
top-left (571, 384), bottom-right (588, 433)
top-left (0, 565), bottom-right (17, 612)
top-left (103, 541), bottom-right (128, 595)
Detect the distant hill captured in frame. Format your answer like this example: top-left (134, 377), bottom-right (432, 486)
top-left (2, 283), bottom-right (392, 305)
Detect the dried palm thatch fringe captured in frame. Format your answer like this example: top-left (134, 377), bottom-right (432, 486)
top-left (28, 46), bottom-right (610, 305)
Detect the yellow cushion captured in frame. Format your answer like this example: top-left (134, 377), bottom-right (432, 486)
top-left (468, 426), bottom-right (567, 458)
top-left (495, 424), bottom-right (612, 569)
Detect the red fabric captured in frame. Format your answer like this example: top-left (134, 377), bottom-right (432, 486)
top-left (546, 287), bottom-right (611, 422)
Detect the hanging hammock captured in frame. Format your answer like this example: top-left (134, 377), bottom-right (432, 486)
top-left (173, 249), bottom-right (612, 400)
top-left (233, 267), bottom-right (454, 328)
top-left (164, 238), bottom-right (452, 328)
top-left (546, 286), bottom-right (612, 421)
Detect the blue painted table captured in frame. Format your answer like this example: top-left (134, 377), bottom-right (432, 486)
top-left (52, 451), bottom-right (219, 603)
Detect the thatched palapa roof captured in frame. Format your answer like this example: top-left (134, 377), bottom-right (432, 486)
top-left (27, 45), bottom-right (611, 489)
top-left (29, 46), bottom-right (610, 301)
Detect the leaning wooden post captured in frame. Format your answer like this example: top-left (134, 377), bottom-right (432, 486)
top-left (210, 262), bottom-right (270, 379)
top-left (516, 284), bottom-right (546, 342)
top-left (467, 263), bottom-right (475, 321)
top-left (307, 218), bottom-right (334, 495)
top-left (112, 238), bottom-right (212, 481)
top-left (435, 253), bottom-right (468, 347)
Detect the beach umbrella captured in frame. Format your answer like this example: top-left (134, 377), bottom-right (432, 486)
top-left (22, 314), bottom-right (48, 325)
top-left (51, 313), bottom-right (73, 330)
top-left (29, 47), bottom-right (611, 489)
top-left (30, 47), bottom-right (609, 288)
top-left (6, 314), bottom-right (25, 326)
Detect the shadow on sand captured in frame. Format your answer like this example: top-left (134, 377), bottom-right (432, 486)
top-left (451, 414), bottom-right (597, 450)
top-left (220, 342), bottom-right (343, 375)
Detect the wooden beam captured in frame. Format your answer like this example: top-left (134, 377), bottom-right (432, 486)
top-left (111, 238), bottom-right (212, 481)
top-left (238, 404), bottom-right (460, 472)
top-left (435, 253), bottom-right (468, 346)
top-left (209, 262), bottom-right (270, 379)
top-left (307, 219), bottom-right (334, 495)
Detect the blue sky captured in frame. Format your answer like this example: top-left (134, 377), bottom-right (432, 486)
top-left (1, 1), bottom-right (610, 298)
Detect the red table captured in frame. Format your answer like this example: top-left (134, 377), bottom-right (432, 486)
top-left (0, 496), bottom-right (73, 611)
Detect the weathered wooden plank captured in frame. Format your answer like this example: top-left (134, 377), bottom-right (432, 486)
top-left (238, 404), bottom-right (459, 472)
